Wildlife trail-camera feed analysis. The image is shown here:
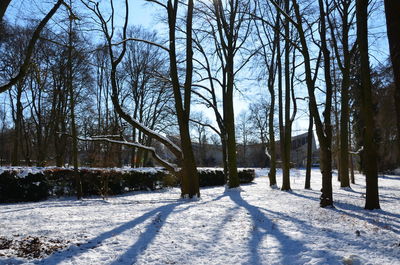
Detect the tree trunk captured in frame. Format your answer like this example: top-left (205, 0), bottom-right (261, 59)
top-left (11, 83), bottom-right (23, 166)
top-left (268, 90), bottom-right (277, 186)
top-left (179, 121), bottom-right (200, 197)
top-left (67, 8), bottom-right (82, 199)
top-left (292, 0), bottom-right (334, 207)
top-left (338, 1), bottom-right (352, 188)
top-left (305, 113), bottom-right (313, 189)
top-left (320, 142), bottom-right (333, 207)
top-left (340, 74), bottom-right (350, 187)
top-left (317, 0), bottom-right (334, 207)
top-left (221, 134), bottom-right (229, 184)
top-left (225, 91), bottom-right (239, 188)
top-left (356, 0), bottom-right (380, 210)
top-left (277, 17), bottom-right (284, 187)
top-left (384, 0), bottom-right (400, 162)
top-left (167, 0), bottom-right (200, 197)
top-left (349, 120), bottom-right (355, 184)
top-left (281, 0), bottom-right (292, 191)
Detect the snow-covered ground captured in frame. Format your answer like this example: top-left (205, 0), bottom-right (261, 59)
top-left (1, 168), bottom-right (399, 265)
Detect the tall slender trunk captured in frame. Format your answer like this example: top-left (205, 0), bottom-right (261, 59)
top-left (281, 0), bottom-right (291, 191)
top-left (356, 0), bottom-right (380, 210)
top-left (225, 88), bottom-right (239, 188)
top-left (384, 0), bottom-right (400, 162)
top-left (318, 0), bottom-right (333, 207)
top-left (349, 120), bottom-right (355, 184)
top-left (339, 2), bottom-right (352, 187)
top-left (277, 26), bottom-right (284, 178)
top-left (305, 113), bottom-right (313, 189)
top-left (168, 0), bottom-right (199, 197)
top-left (293, 0), bottom-right (333, 207)
top-left (268, 88), bottom-right (277, 186)
top-left (334, 87), bottom-right (341, 182)
top-left (340, 74), bottom-right (350, 187)
top-left (11, 83), bottom-right (23, 166)
top-left (67, 6), bottom-right (82, 199)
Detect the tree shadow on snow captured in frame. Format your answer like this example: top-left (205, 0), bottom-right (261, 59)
top-left (38, 201), bottom-right (183, 265)
top-left (288, 190), bottom-right (400, 233)
top-left (227, 191), bottom-right (339, 265)
top-left (0, 258), bottom-right (25, 265)
top-left (333, 201), bottom-right (400, 234)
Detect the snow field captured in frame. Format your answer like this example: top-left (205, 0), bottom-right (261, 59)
top-left (0, 168), bottom-right (399, 265)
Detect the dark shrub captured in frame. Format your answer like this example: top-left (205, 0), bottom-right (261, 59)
top-left (238, 169), bottom-right (255, 184)
top-left (46, 168), bottom-right (76, 197)
top-left (198, 169), bottom-right (225, 187)
top-left (0, 171), bottom-right (48, 203)
top-left (20, 173), bottom-right (49, 202)
top-left (0, 167), bottom-right (255, 203)
top-left (121, 169), bottom-right (166, 191)
top-left (197, 168), bottom-right (255, 187)
top-left (0, 171), bottom-right (22, 203)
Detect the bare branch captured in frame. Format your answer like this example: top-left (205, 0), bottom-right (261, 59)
top-left (113, 38), bottom-right (170, 52)
top-left (0, 0), bottom-right (65, 94)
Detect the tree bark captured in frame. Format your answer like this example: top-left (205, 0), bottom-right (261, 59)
top-left (349, 120), bottom-right (355, 184)
top-left (67, 4), bottom-right (82, 199)
top-left (268, 82), bottom-right (277, 186)
top-left (356, 0), bottom-right (380, 210)
top-left (167, 0), bottom-right (199, 197)
top-left (384, 0), bottom-right (400, 162)
top-left (305, 113), bottom-right (313, 189)
top-left (281, 0), bottom-right (292, 191)
top-left (11, 82), bottom-right (24, 166)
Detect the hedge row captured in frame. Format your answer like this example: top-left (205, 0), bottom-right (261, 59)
top-left (0, 167), bottom-right (255, 203)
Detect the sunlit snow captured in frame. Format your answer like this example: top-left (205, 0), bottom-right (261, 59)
top-left (1, 168), bottom-right (399, 265)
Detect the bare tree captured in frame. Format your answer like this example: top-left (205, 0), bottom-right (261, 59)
top-left (252, 0), bottom-right (280, 187)
top-left (192, 0), bottom-right (253, 188)
top-left (356, 0), bottom-right (380, 209)
top-left (327, 0), bottom-right (357, 188)
top-left (82, 0), bottom-right (200, 197)
top-left (384, 0), bottom-right (400, 162)
top-left (291, 0), bottom-right (335, 207)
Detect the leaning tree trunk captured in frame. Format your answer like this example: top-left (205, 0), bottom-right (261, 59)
top-left (356, 0), bottom-right (380, 210)
top-left (293, 0), bottom-right (334, 207)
